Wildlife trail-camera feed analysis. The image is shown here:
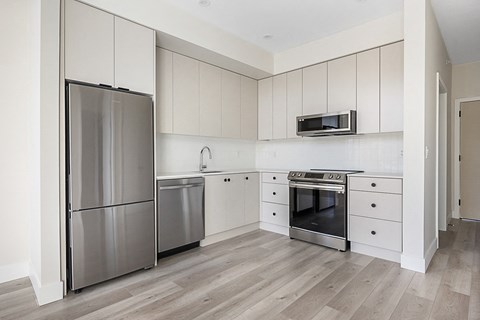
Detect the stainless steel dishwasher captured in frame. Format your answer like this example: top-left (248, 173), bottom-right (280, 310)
top-left (157, 177), bottom-right (205, 256)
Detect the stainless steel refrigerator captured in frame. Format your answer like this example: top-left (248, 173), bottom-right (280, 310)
top-left (67, 83), bottom-right (155, 291)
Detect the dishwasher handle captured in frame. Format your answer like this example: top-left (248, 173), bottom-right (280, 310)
top-left (158, 183), bottom-right (204, 191)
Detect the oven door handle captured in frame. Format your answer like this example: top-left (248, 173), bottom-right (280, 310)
top-left (289, 182), bottom-right (345, 192)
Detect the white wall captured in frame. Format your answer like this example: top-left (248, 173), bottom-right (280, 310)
top-left (256, 133), bottom-right (403, 173)
top-left (274, 11), bottom-right (404, 74)
top-left (0, 0), bottom-right (40, 284)
top-left (452, 61), bottom-right (480, 100)
top-left (80, 0), bottom-right (273, 75)
top-left (423, 0), bottom-right (452, 260)
top-left (156, 134), bottom-right (257, 173)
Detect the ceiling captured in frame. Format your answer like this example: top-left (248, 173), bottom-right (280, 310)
top-left (163, 0), bottom-right (403, 53)
top-left (431, 0), bottom-right (480, 65)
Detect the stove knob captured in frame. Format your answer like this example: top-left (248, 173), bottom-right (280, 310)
top-left (329, 174), bottom-right (334, 179)
top-left (297, 173), bottom-right (302, 177)
top-left (336, 175), bottom-right (341, 179)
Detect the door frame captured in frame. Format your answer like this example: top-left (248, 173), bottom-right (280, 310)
top-left (454, 96), bottom-right (480, 219)
top-left (435, 73), bottom-right (448, 244)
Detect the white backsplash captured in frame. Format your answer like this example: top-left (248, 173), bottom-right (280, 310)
top-left (156, 133), bottom-right (257, 173)
top-left (156, 132), bottom-right (403, 174)
top-left (256, 132), bottom-right (403, 173)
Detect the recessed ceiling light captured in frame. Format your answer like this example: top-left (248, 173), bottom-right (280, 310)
top-left (263, 34), bottom-right (273, 40)
top-left (198, 0), bottom-right (211, 7)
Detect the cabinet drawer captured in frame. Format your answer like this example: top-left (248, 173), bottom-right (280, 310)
top-left (349, 177), bottom-right (402, 194)
top-left (261, 202), bottom-right (289, 227)
top-left (262, 183), bottom-right (289, 205)
top-left (349, 191), bottom-right (402, 222)
top-left (262, 172), bottom-right (288, 185)
top-left (349, 215), bottom-right (402, 252)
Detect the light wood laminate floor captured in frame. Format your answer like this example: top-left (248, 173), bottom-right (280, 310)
top-left (1, 219), bottom-right (479, 320)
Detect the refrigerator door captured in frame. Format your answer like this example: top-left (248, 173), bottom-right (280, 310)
top-left (68, 84), bottom-right (154, 211)
top-left (70, 201), bottom-right (155, 290)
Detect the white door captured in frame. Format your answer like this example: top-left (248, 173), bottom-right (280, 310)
top-left (286, 70), bottom-right (303, 139)
top-left (205, 175), bottom-right (227, 236)
top-left (114, 17), bottom-right (154, 94)
top-left (173, 54), bottom-right (199, 135)
top-left (221, 71), bottom-right (242, 138)
top-left (303, 63), bottom-right (327, 115)
top-left (328, 55), bottom-right (357, 112)
top-left (258, 78), bottom-right (273, 140)
top-left (225, 175), bottom-right (245, 229)
top-left (357, 48), bottom-right (380, 134)
top-left (244, 173), bottom-right (260, 224)
top-left (460, 101), bottom-right (480, 220)
top-left (272, 74), bottom-right (287, 139)
top-left (156, 48), bottom-right (173, 134)
top-left (199, 62), bottom-right (222, 137)
top-left (240, 77), bottom-right (258, 140)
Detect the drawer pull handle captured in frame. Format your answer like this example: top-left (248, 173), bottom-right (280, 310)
top-left (371, 183), bottom-right (376, 187)
top-left (245, 177), bottom-right (249, 180)
top-left (228, 178), bottom-right (231, 182)
top-left (371, 203), bottom-right (376, 208)
top-left (371, 231), bottom-right (376, 235)
top-left (273, 192), bottom-right (276, 195)
top-left (224, 179), bottom-right (227, 182)
top-left (273, 176), bottom-right (277, 180)
top-left (273, 212), bottom-right (276, 216)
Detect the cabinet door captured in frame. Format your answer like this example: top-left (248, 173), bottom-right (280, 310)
top-left (156, 48), bottom-right (173, 134)
top-left (328, 55), bottom-right (357, 112)
top-left (199, 62), bottom-right (222, 137)
top-left (114, 17), bottom-right (154, 94)
top-left (258, 78), bottom-right (273, 140)
top-left (272, 74), bottom-right (287, 140)
top-left (225, 174), bottom-right (245, 230)
top-left (380, 42), bottom-right (404, 132)
top-left (205, 175), bottom-right (227, 236)
top-left (241, 77), bottom-right (258, 140)
top-left (65, 0), bottom-right (114, 86)
top-left (287, 70), bottom-right (303, 139)
top-left (244, 173), bottom-right (260, 224)
top-left (173, 53), bottom-right (199, 135)
top-left (303, 63), bottom-right (327, 115)
top-left (221, 71), bottom-right (242, 138)
top-left (357, 48), bottom-right (380, 134)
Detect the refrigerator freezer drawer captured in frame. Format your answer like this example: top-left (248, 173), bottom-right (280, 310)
top-left (70, 201), bottom-right (155, 290)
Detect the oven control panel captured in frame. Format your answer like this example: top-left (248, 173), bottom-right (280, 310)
top-left (288, 171), bottom-right (348, 184)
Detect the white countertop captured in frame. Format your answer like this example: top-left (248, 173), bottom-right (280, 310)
top-left (350, 172), bottom-right (403, 179)
top-left (156, 168), bottom-right (290, 180)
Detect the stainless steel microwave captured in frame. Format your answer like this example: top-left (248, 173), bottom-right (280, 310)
top-left (297, 110), bottom-right (357, 137)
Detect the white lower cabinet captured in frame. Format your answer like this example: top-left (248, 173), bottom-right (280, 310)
top-left (348, 174), bottom-right (403, 262)
top-left (260, 172), bottom-right (290, 235)
top-left (205, 173), bottom-right (259, 237)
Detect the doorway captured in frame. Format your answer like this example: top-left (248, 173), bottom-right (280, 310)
top-left (436, 74), bottom-right (448, 241)
top-left (459, 100), bottom-right (480, 220)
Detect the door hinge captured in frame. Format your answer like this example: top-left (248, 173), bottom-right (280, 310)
top-left (459, 199), bottom-right (461, 206)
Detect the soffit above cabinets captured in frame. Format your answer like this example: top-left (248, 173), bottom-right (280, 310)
top-left (431, 0), bottom-right (480, 65)
top-left (162, 0), bottom-right (403, 53)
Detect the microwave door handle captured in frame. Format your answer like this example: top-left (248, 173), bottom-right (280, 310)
top-left (289, 183), bottom-right (345, 192)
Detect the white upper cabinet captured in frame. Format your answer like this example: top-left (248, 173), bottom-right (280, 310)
top-left (156, 48), bottom-right (173, 134)
top-left (173, 53), bottom-right (199, 135)
top-left (328, 55), bottom-right (357, 112)
top-left (357, 48), bottom-right (380, 134)
top-left (199, 62), bottom-right (222, 137)
top-left (221, 70), bottom-right (242, 138)
top-left (287, 70), bottom-right (303, 139)
top-left (241, 76), bottom-right (258, 140)
top-left (114, 17), bottom-right (154, 94)
top-left (380, 42), bottom-right (404, 133)
top-left (258, 78), bottom-right (273, 140)
top-left (272, 74), bottom-right (287, 140)
top-left (65, 0), bottom-right (114, 86)
top-left (303, 63), bottom-right (327, 115)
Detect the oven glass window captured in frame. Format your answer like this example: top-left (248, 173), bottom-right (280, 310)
top-left (298, 114), bottom-right (349, 132)
top-left (290, 187), bottom-right (345, 238)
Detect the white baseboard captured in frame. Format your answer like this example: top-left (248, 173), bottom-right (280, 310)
top-left (200, 223), bottom-right (260, 247)
top-left (400, 238), bottom-right (437, 273)
top-left (259, 222), bottom-right (289, 236)
top-left (350, 242), bottom-right (401, 263)
top-left (29, 265), bottom-right (63, 306)
top-left (0, 262), bottom-right (29, 284)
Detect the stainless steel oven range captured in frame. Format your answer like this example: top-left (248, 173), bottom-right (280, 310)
top-left (288, 169), bottom-right (362, 251)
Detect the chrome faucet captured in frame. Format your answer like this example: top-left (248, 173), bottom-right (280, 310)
top-left (199, 146), bottom-right (212, 172)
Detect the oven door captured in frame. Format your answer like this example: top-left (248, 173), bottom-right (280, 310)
top-left (289, 182), bottom-right (346, 239)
